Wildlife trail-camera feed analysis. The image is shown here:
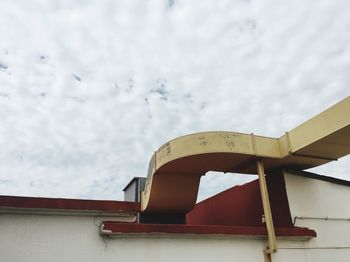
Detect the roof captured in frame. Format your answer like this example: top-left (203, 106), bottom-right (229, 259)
top-left (285, 169), bottom-right (350, 187)
top-left (122, 177), bottom-right (146, 191)
top-left (187, 173), bottom-right (293, 227)
top-left (0, 195), bottom-right (140, 215)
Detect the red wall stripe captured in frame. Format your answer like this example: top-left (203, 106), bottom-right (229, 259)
top-left (0, 195), bottom-right (140, 212)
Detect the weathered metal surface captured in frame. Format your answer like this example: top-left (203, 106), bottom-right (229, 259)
top-left (257, 160), bottom-right (277, 256)
top-left (141, 97), bottom-right (350, 213)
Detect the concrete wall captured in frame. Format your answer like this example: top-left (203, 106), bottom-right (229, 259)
top-left (0, 214), bottom-right (267, 262)
top-left (0, 212), bottom-right (342, 262)
top-left (1, 171), bottom-right (349, 262)
top-left (281, 171), bottom-right (350, 261)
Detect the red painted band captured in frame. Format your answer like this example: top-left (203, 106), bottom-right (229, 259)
top-left (101, 222), bottom-right (316, 238)
top-left (0, 195), bottom-right (140, 212)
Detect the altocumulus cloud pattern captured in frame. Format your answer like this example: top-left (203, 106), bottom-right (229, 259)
top-left (0, 0), bottom-right (349, 201)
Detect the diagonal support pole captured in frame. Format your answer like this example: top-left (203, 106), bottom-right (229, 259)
top-left (257, 159), bottom-right (277, 261)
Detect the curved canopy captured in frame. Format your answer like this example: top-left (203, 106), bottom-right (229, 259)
top-left (141, 97), bottom-right (350, 213)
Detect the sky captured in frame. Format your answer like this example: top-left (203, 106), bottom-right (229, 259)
top-left (0, 0), bottom-right (349, 201)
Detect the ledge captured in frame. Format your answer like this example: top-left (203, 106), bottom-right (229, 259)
top-left (100, 222), bottom-right (316, 240)
top-left (0, 195), bottom-right (140, 216)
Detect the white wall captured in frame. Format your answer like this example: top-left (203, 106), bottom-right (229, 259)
top-left (2, 212), bottom-right (342, 262)
top-left (282, 171), bottom-right (350, 261)
top-left (1, 172), bottom-right (349, 262)
top-left (0, 214), bottom-right (268, 262)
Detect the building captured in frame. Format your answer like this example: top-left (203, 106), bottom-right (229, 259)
top-left (1, 97), bottom-right (349, 261)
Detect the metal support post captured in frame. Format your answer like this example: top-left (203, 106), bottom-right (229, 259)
top-left (257, 159), bottom-right (277, 261)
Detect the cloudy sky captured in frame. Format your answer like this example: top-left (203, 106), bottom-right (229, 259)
top-left (0, 0), bottom-right (349, 201)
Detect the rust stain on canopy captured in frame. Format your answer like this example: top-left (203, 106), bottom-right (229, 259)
top-left (141, 97), bottom-right (350, 213)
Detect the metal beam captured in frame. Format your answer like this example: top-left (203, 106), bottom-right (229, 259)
top-left (141, 96), bottom-right (350, 213)
top-left (257, 159), bottom-right (277, 260)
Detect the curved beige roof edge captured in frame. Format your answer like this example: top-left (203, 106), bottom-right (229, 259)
top-left (141, 96), bottom-right (350, 213)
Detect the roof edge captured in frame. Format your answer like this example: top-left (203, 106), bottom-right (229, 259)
top-left (100, 222), bottom-right (316, 239)
top-left (0, 195), bottom-right (140, 213)
top-left (284, 169), bottom-right (350, 187)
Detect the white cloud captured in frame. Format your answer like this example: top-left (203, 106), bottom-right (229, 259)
top-left (0, 0), bottom-right (349, 201)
